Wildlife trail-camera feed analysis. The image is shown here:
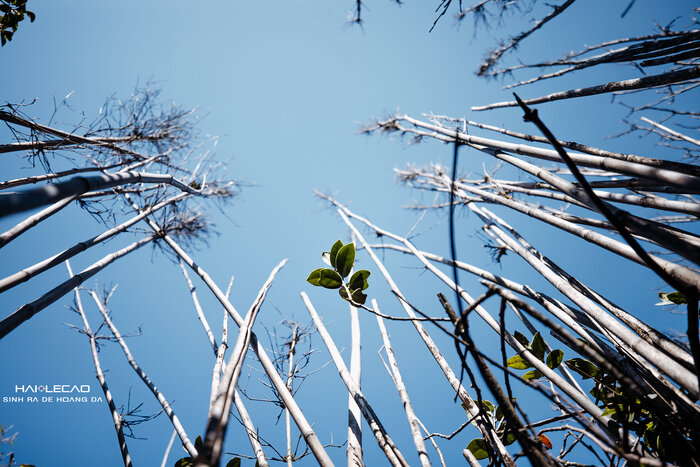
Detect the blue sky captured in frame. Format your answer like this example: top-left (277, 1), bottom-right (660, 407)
top-left (0, 1), bottom-right (697, 466)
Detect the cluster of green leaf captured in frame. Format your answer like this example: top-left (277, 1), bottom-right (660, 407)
top-left (306, 240), bottom-right (371, 305)
top-left (498, 330), bottom-right (689, 460)
top-left (0, 0), bottom-right (35, 46)
top-left (586, 367), bottom-right (690, 462)
top-left (465, 332), bottom-right (566, 459)
top-left (174, 435), bottom-right (242, 467)
top-left (464, 398), bottom-right (552, 460)
top-left (505, 331), bottom-right (564, 380)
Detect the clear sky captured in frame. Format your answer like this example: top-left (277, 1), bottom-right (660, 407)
top-left (0, 1), bottom-right (697, 466)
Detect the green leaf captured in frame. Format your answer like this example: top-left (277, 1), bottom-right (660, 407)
top-left (306, 268), bottom-right (323, 286)
top-left (194, 435), bottom-right (203, 452)
top-left (339, 287), bottom-right (367, 305)
top-left (348, 269), bottom-right (370, 290)
top-left (530, 331), bottom-right (546, 360)
top-left (495, 398), bottom-right (515, 421)
top-left (546, 349), bottom-right (564, 369)
top-left (481, 400), bottom-right (495, 413)
top-left (307, 268), bottom-right (342, 289)
top-left (335, 243), bottom-right (355, 278)
top-left (523, 369), bottom-right (543, 380)
top-left (513, 331), bottom-right (529, 348)
top-left (466, 438), bottom-right (489, 460)
top-left (657, 291), bottom-right (686, 305)
top-left (225, 458), bottom-right (242, 467)
top-left (565, 358), bottom-right (600, 380)
top-left (329, 240), bottom-right (343, 268)
top-left (600, 407), bottom-right (616, 417)
top-left (506, 355), bottom-right (532, 370)
top-left (501, 432), bottom-right (517, 446)
top-left (174, 457), bottom-right (194, 467)
top-left (26, 10), bottom-right (35, 21)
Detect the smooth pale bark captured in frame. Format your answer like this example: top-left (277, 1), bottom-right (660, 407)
top-left (0, 193), bottom-right (188, 293)
top-left (127, 197), bottom-right (334, 466)
top-left (405, 171), bottom-right (696, 367)
top-left (161, 430), bottom-right (177, 467)
top-left (405, 167), bottom-right (700, 290)
top-left (485, 150), bottom-right (700, 266)
top-left (0, 195), bottom-right (77, 249)
top-left (301, 293), bottom-right (409, 467)
top-left (471, 66), bottom-right (700, 110)
top-left (286, 325), bottom-right (298, 467)
top-left (196, 260), bottom-right (286, 467)
top-left (481, 178), bottom-right (700, 216)
top-left (179, 260), bottom-right (218, 354)
top-left (347, 306), bottom-right (363, 467)
top-left (194, 275), bottom-right (268, 467)
top-left (0, 170), bottom-right (200, 218)
top-left (330, 200), bottom-right (657, 448)
top-left (233, 390), bottom-right (269, 467)
top-left (68, 262), bottom-right (133, 467)
top-left (460, 118), bottom-right (700, 176)
top-left (0, 235), bottom-right (154, 339)
top-left (0, 160), bottom-right (127, 190)
top-left (88, 290), bottom-right (198, 458)
top-left (375, 301), bottom-right (431, 467)
top-left (416, 419), bottom-right (447, 467)
top-left (641, 116), bottom-right (700, 147)
top-left (471, 204), bottom-right (699, 397)
top-left (391, 114), bottom-right (700, 191)
top-left (329, 206), bottom-right (515, 466)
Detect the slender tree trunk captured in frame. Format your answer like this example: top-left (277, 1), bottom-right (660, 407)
top-left (301, 293), bottom-right (409, 467)
top-left (67, 261), bottom-right (133, 467)
top-left (375, 301), bottom-right (430, 467)
top-left (347, 306), bottom-right (363, 467)
top-left (88, 290), bottom-right (198, 458)
top-left (0, 235), bottom-right (154, 339)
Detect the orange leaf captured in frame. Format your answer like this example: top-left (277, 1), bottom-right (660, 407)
top-left (539, 434), bottom-right (552, 450)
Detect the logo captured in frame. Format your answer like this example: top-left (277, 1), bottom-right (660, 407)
top-left (14, 384), bottom-right (91, 393)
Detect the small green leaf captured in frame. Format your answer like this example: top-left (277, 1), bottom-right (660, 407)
top-left (335, 243), bottom-right (355, 278)
top-left (546, 349), bottom-right (564, 369)
top-left (329, 240), bottom-right (343, 268)
top-left (657, 291), bottom-right (686, 305)
top-left (306, 268), bottom-right (323, 286)
top-left (307, 268), bottom-right (343, 289)
top-left (501, 431), bottom-right (517, 446)
top-left (601, 407), bottom-right (616, 417)
top-left (466, 438), bottom-right (489, 460)
top-left (565, 358), bottom-right (600, 380)
top-left (348, 269), bottom-right (370, 290)
top-left (506, 355), bottom-right (532, 370)
top-left (194, 435), bottom-right (203, 452)
top-left (225, 458), bottom-right (242, 467)
top-left (513, 331), bottom-right (529, 348)
top-left (523, 369), bottom-right (543, 380)
top-left (481, 400), bottom-right (495, 413)
top-left (174, 457), bottom-right (194, 467)
top-left (530, 332), bottom-right (546, 360)
top-left (339, 287), bottom-right (367, 305)
top-left (26, 10), bottom-right (35, 22)
top-left (495, 398), bottom-right (515, 421)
